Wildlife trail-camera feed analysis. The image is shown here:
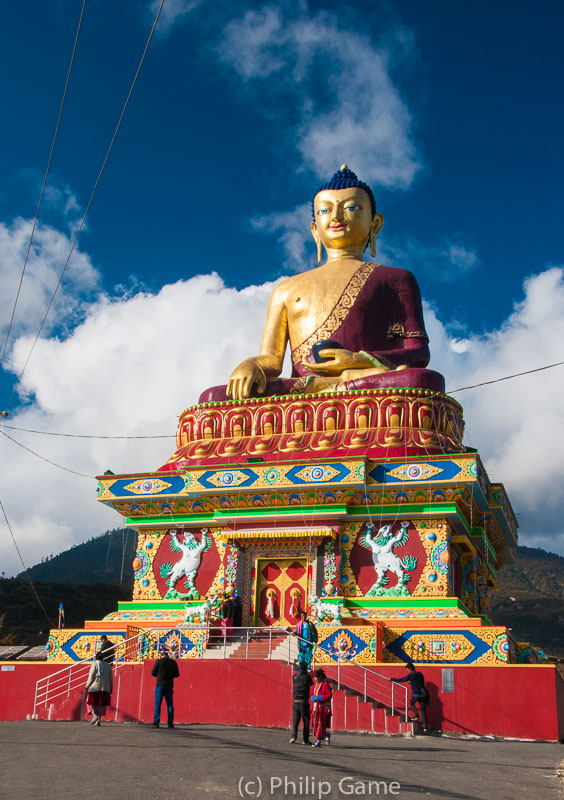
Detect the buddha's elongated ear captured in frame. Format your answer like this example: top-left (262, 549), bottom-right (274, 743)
top-left (369, 213), bottom-right (384, 258)
top-left (311, 221), bottom-right (322, 264)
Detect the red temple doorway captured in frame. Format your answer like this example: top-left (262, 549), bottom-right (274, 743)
top-left (255, 558), bottom-right (308, 626)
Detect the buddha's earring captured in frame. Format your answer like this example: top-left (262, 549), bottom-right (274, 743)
top-left (316, 237), bottom-right (323, 264)
top-left (370, 228), bottom-right (377, 259)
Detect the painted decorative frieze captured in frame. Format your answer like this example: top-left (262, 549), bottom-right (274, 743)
top-left (338, 519), bottom-right (451, 598)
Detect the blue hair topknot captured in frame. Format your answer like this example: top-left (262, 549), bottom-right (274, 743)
top-left (312, 166), bottom-right (376, 219)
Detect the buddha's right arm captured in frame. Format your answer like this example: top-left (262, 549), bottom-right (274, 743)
top-left (227, 284), bottom-right (289, 399)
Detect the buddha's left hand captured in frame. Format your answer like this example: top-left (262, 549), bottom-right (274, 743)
top-left (304, 349), bottom-right (379, 376)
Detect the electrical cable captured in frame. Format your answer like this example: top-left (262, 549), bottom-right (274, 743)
top-left (447, 360), bottom-right (564, 394)
top-left (0, 0), bottom-right (87, 370)
top-left (4, 0), bottom-right (166, 413)
top-left (3, 357), bottom-right (564, 436)
top-left (0, 498), bottom-right (53, 625)
top-left (1, 424), bottom-right (174, 439)
top-left (0, 428), bottom-right (93, 479)
top-left (0, 353), bottom-right (561, 505)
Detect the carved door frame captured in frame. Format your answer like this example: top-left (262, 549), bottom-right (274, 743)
top-left (254, 557), bottom-right (308, 626)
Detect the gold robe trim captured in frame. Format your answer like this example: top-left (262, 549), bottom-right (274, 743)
top-left (291, 262), bottom-right (375, 368)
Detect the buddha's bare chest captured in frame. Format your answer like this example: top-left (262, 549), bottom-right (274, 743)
top-left (286, 267), bottom-right (359, 328)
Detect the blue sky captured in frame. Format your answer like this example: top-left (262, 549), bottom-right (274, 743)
top-left (1, 0), bottom-right (563, 574)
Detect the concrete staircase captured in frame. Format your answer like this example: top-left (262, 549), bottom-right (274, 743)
top-left (223, 630), bottom-right (291, 660)
top-left (330, 687), bottom-right (413, 735)
top-left (201, 630), bottom-right (293, 660)
top-left (35, 688), bottom-right (84, 721)
top-left (33, 664), bottom-right (137, 722)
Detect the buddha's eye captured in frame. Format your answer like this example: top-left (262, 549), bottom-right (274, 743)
top-left (317, 208), bottom-right (331, 215)
top-left (344, 203), bottom-right (361, 212)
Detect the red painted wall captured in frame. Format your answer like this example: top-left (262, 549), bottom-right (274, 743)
top-left (2, 661), bottom-right (563, 741)
top-left (0, 664), bottom-right (74, 720)
top-left (384, 664), bottom-right (564, 741)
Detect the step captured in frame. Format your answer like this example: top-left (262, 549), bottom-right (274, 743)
top-left (345, 694), bottom-right (359, 730)
top-left (357, 700), bottom-right (373, 732)
top-left (331, 689), bottom-right (347, 730)
top-left (36, 688), bottom-right (84, 721)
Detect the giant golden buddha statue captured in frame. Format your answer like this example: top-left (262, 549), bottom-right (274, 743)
top-left (200, 165), bottom-right (444, 403)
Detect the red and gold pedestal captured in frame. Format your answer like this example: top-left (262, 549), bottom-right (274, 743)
top-left (47, 388), bottom-right (525, 666)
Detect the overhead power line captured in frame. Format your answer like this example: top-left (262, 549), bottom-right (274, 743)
top-left (0, 1), bottom-right (87, 371)
top-left (1, 424), bottom-right (174, 440)
top-left (0, 498), bottom-right (53, 625)
top-left (0, 357), bottom-right (562, 481)
top-left (0, 429), bottom-right (93, 479)
top-left (3, 358), bottom-right (564, 440)
top-left (4, 0), bottom-right (166, 412)
top-left (447, 359), bottom-right (564, 394)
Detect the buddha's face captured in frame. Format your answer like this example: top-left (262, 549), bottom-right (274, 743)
top-left (312, 187), bottom-right (381, 253)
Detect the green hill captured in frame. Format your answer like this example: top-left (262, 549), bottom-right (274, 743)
top-left (0, 579), bottom-right (132, 646)
top-left (1, 528), bottom-right (137, 646)
top-left (490, 545), bottom-right (564, 657)
top-left (16, 528), bottom-right (137, 584)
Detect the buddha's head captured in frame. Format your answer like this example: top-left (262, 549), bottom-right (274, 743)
top-left (311, 165), bottom-right (383, 261)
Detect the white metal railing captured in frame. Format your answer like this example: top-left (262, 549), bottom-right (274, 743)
top-left (328, 660), bottom-right (409, 722)
top-left (33, 624), bottom-right (408, 722)
top-left (288, 630), bottom-right (409, 722)
top-left (33, 627), bottom-right (163, 716)
top-left (203, 626), bottom-right (408, 720)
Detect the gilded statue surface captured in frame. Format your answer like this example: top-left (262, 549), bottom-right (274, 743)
top-left (201, 166), bottom-right (443, 403)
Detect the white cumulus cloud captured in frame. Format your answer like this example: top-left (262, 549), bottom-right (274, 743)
top-left (150, 0), bottom-right (203, 33)
top-left (219, 4), bottom-right (419, 187)
top-left (380, 234), bottom-right (480, 281)
top-left (0, 272), bottom-right (275, 575)
top-left (2, 258), bottom-right (564, 576)
top-left (426, 266), bottom-right (564, 553)
top-left (0, 219), bottom-right (100, 347)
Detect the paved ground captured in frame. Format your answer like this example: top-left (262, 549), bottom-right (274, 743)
top-left (0, 722), bottom-right (562, 800)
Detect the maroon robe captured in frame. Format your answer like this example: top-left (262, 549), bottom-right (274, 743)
top-left (310, 679), bottom-right (332, 741)
top-left (200, 263), bottom-right (444, 402)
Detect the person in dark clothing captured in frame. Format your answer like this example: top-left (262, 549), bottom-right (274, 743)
top-left (388, 662), bottom-right (428, 732)
top-left (220, 593), bottom-right (234, 638)
top-left (98, 635), bottom-right (115, 663)
top-left (232, 593), bottom-right (243, 628)
top-left (151, 650), bottom-right (180, 728)
top-left (289, 663), bottom-right (313, 744)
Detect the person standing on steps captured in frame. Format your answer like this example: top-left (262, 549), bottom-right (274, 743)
top-left (98, 634), bottom-right (116, 663)
top-left (85, 652), bottom-right (113, 726)
top-left (220, 592), bottom-right (234, 639)
top-left (151, 649), bottom-right (180, 728)
top-left (293, 611), bottom-right (318, 670)
top-left (289, 662), bottom-right (313, 745)
top-left (388, 662), bottom-right (429, 733)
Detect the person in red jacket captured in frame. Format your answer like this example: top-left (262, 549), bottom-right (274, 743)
top-left (310, 667), bottom-right (332, 747)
